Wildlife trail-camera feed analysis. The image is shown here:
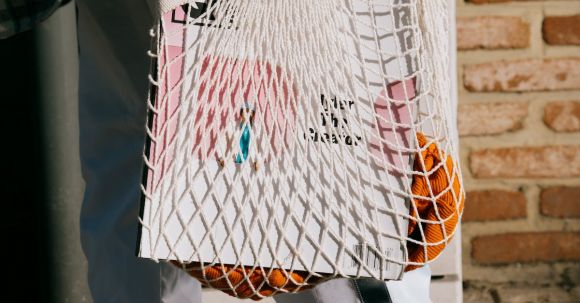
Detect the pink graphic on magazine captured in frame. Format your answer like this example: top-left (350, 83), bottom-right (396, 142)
top-left (370, 78), bottom-right (417, 176)
top-left (145, 9), bottom-right (298, 192)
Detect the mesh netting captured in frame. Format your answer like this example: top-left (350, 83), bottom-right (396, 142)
top-left (138, 0), bottom-right (464, 300)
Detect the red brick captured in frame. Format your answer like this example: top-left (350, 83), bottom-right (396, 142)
top-left (544, 101), bottom-right (580, 132)
top-left (468, 0), bottom-right (556, 3)
top-left (464, 287), bottom-right (495, 303)
top-left (472, 232), bottom-right (580, 265)
top-left (458, 102), bottom-right (528, 136)
top-left (543, 15), bottom-right (580, 46)
top-left (464, 58), bottom-right (580, 92)
top-left (457, 16), bottom-right (529, 50)
top-left (463, 190), bottom-right (527, 222)
top-left (469, 146), bottom-right (580, 178)
top-left (497, 286), bottom-right (574, 303)
top-left (467, 0), bottom-right (512, 3)
top-left (540, 186), bottom-right (580, 218)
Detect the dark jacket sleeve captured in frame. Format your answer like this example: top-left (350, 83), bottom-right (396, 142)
top-left (0, 0), bottom-right (71, 39)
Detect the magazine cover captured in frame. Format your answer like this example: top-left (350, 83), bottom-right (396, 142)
top-left (138, 0), bottom-right (419, 280)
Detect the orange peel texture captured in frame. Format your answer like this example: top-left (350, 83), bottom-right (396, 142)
top-left (405, 132), bottom-right (465, 272)
top-left (170, 261), bottom-right (320, 300)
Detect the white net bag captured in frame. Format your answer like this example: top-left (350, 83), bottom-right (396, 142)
top-left (137, 0), bottom-right (465, 299)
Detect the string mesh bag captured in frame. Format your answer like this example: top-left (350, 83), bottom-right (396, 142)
top-left (137, 0), bottom-right (465, 300)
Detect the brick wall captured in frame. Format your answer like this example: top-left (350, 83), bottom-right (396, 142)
top-left (456, 0), bottom-right (580, 302)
